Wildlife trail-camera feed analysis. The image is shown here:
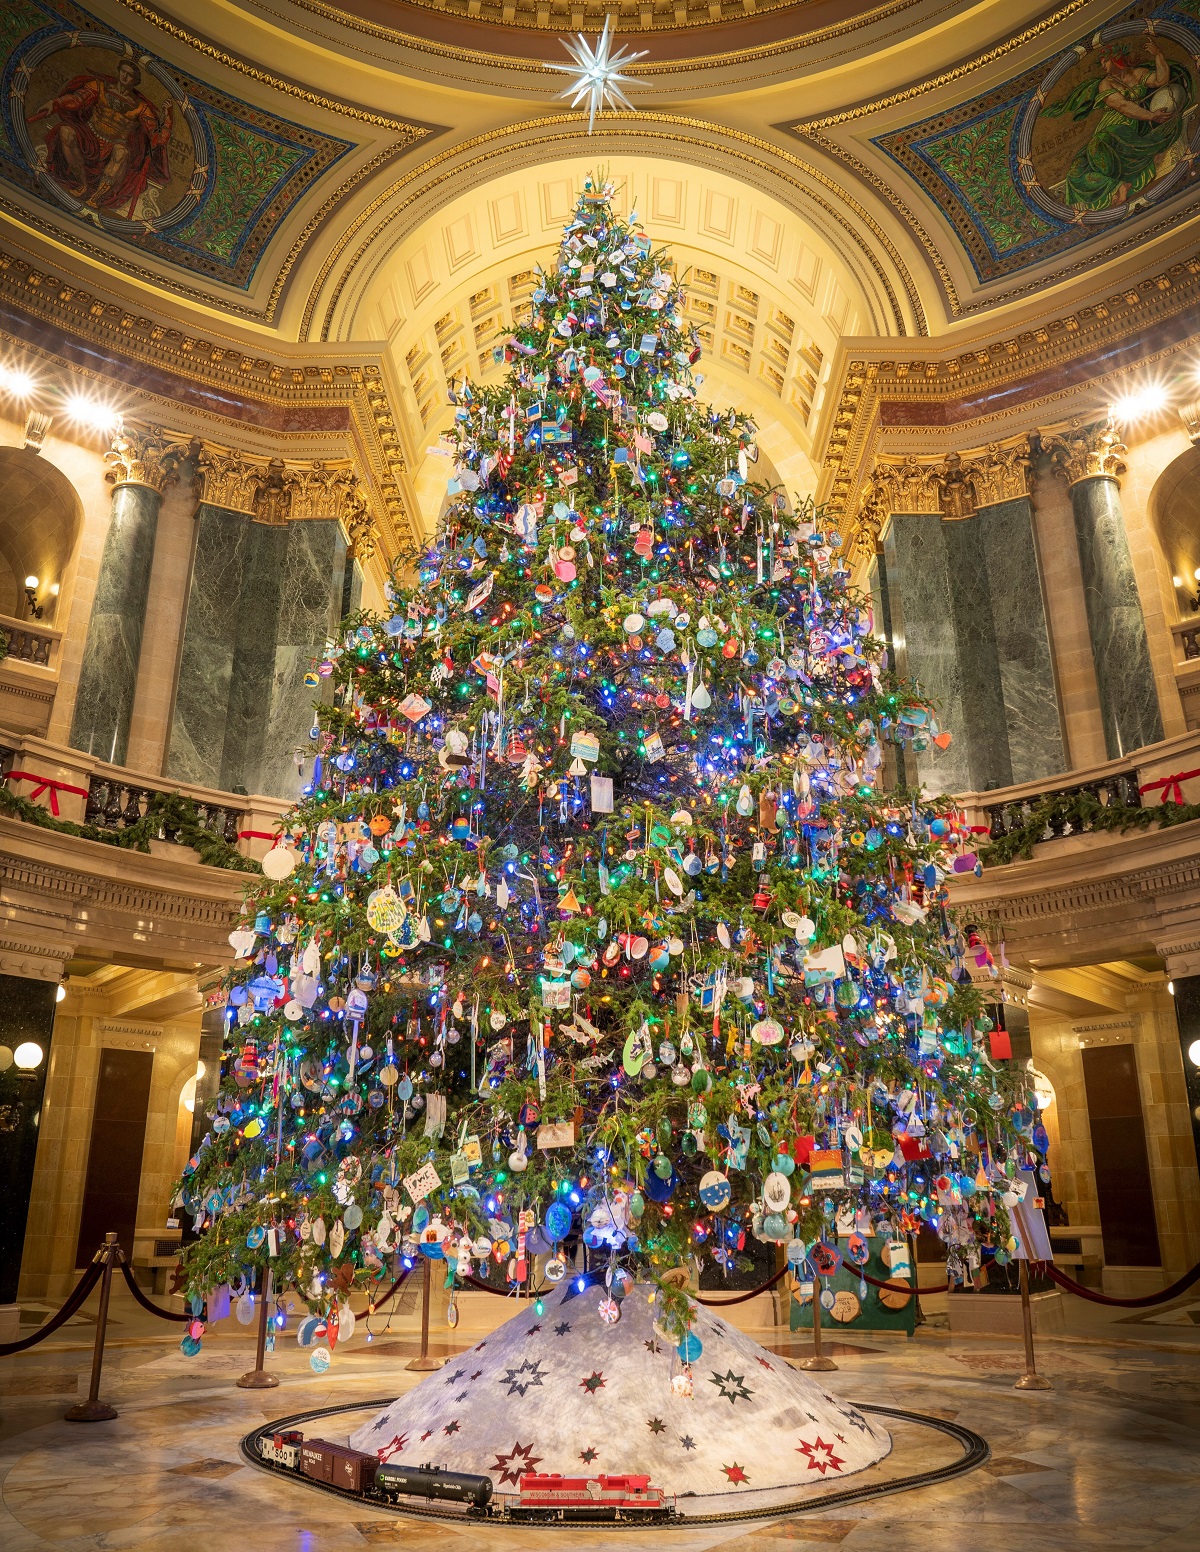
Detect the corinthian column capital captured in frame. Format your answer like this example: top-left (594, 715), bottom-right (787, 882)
top-left (104, 426), bottom-right (184, 494)
top-left (1043, 418), bottom-right (1127, 487)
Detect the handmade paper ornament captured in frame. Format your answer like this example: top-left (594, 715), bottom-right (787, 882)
top-left (261, 844), bottom-right (296, 880)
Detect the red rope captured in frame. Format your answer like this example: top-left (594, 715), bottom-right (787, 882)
top-left (0, 1261), bottom-right (102, 1355)
top-left (1042, 1260), bottom-right (1200, 1308)
top-left (859, 1268), bottom-right (950, 1295)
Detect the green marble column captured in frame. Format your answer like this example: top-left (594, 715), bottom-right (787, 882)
top-left (1069, 475), bottom-right (1163, 758)
top-left (69, 432), bottom-right (180, 765)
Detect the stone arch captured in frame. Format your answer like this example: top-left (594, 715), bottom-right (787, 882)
top-left (0, 447), bottom-right (83, 623)
top-left (1148, 443), bottom-right (1200, 608)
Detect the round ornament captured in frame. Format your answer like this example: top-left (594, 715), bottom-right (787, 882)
top-left (236, 1292), bottom-right (256, 1325)
top-left (763, 1171), bottom-right (792, 1212)
top-left (543, 1256), bottom-right (567, 1283)
top-left (310, 1345), bottom-right (332, 1374)
top-left (699, 1170), bottom-right (731, 1209)
top-left (261, 845), bottom-right (296, 881)
top-left (597, 1297), bottom-right (621, 1324)
top-left (545, 1201), bottom-right (572, 1241)
top-left (829, 1289), bottom-right (861, 1324)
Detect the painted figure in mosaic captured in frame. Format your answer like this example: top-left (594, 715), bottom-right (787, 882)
top-left (1043, 34), bottom-right (1195, 211)
top-left (27, 58), bottom-right (172, 216)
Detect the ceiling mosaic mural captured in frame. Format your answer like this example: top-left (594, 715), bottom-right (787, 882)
top-left (856, 1), bottom-right (1200, 283)
top-left (0, 0), bottom-right (368, 290)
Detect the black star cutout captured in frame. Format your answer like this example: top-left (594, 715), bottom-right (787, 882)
top-left (580, 1370), bottom-right (606, 1395)
top-left (579, 1447), bottom-right (599, 1464)
top-left (444, 1368), bottom-right (465, 1384)
top-left (525, 1324), bottom-right (542, 1337)
top-left (456, 1392), bottom-right (469, 1402)
top-left (680, 1435), bottom-right (696, 1451)
top-left (647, 1417), bottom-right (666, 1434)
top-left (709, 1369), bottom-right (753, 1405)
top-left (444, 1420), bottom-right (461, 1435)
top-left (554, 1321), bottom-right (572, 1336)
top-left (499, 1359), bottom-right (549, 1398)
top-left (643, 1339), bottom-right (662, 1354)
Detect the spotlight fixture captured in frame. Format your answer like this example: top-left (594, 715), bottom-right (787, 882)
top-left (0, 363), bottom-right (35, 398)
top-left (1173, 568), bottom-right (1200, 611)
top-left (64, 393), bottom-right (121, 436)
top-left (1111, 384), bottom-right (1168, 421)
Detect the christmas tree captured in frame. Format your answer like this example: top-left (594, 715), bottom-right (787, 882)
top-left (177, 178), bottom-right (1041, 1356)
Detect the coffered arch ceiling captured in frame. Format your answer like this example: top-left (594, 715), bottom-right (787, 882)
top-left (343, 153), bottom-right (877, 529)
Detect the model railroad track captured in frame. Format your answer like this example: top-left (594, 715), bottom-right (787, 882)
top-left (240, 1399), bottom-right (989, 1526)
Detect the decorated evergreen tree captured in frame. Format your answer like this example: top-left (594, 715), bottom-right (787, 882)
top-left (177, 178), bottom-right (1042, 1361)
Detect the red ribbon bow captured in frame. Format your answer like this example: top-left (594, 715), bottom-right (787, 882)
top-left (6, 769), bottom-right (89, 817)
top-left (1138, 767), bottom-right (1200, 806)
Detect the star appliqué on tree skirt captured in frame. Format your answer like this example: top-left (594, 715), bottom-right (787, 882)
top-left (444, 1369), bottom-right (465, 1384)
top-left (525, 1324), bottom-right (542, 1337)
top-left (647, 1417), bottom-right (666, 1434)
top-left (643, 1339), bottom-right (661, 1354)
top-left (456, 1392), bottom-right (469, 1403)
top-left (443, 1420), bottom-right (461, 1435)
top-left (709, 1369), bottom-right (753, 1404)
top-left (756, 1356), bottom-right (775, 1370)
top-left (499, 1359), bottom-right (549, 1397)
top-left (580, 1370), bottom-right (606, 1395)
top-left (420, 1430), bottom-right (434, 1443)
top-left (579, 1447), bottom-right (599, 1464)
top-left (470, 1370), bottom-right (483, 1381)
top-left (377, 1433), bottom-right (409, 1462)
top-left (490, 1441), bottom-right (543, 1486)
top-left (554, 1321), bottom-right (572, 1336)
top-left (722, 1462), bottom-right (750, 1484)
top-left (797, 1436), bottom-right (845, 1476)
top-left (680, 1436), bottom-right (696, 1451)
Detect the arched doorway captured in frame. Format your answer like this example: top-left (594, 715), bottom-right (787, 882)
top-left (0, 447), bottom-right (83, 624)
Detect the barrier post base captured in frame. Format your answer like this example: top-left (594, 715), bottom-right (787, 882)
top-left (64, 1398), bottom-right (119, 1421)
top-left (236, 1370), bottom-right (280, 1390)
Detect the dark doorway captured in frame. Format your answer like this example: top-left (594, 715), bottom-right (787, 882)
top-left (74, 1048), bottom-right (154, 1267)
top-left (1081, 1044), bottom-right (1161, 1267)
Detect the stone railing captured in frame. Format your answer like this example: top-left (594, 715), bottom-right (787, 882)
top-left (956, 728), bottom-right (1200, 843)
top-left (0, 727), bottom-right (288, 864)
top-left (1170, 620), bottom-right (1200, 662)
top-left (0, 612), bottom-right (61, 668)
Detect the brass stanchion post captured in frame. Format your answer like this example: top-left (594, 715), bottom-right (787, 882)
top-left (1014, 1258), bottom-right (1052, 1391)
top-left (406, 1256), bottom-right (444, 1371)
top-left (798, 1273), bottom-right (837, 1373)
top-left (237, 1268), bottom-right (279, 1390)
top-left (65, 1233), bottom-right (119, 1422)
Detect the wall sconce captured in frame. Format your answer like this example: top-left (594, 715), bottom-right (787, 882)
top-left (1173, 569), bottom-right (1200, 611)
top-left (13, 1041), bottom-right (45, 1076)
top-left (23, 575), bottom-right (43, 619)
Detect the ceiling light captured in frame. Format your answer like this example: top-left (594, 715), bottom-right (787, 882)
top-left (56, 982), bottom-right (67, 1003)
top-left (1111, 384), bottom-right (1168, 420)
top-left (64, 393), bottom-right (121, 435)
top-left (0, 364), bottom-right (35, 397)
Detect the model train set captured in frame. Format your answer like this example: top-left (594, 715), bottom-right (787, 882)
top-left (257, 1428), bottom-right (677, 1522)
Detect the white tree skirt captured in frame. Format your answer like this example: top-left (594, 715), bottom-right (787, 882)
top-left (350, 1283), bottom-right (890, 1514)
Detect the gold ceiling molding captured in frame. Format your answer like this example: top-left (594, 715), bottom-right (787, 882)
top-left (0, 244), bottom-right (418, 554)
top-left (850, 435), bottom-right (1034, 566)
top-left (121, 0), bottom-right (441, 130)
top-left (304, 112), bottom-right (925, 342)
top-left (818, 253), bottom-right (1200, 526)
top-left (275, 0), bottom-right (937, 74)
top-left (104, 426), bottom-right (187, 495)
top-left (788, 0), bottom-right (1094, 132)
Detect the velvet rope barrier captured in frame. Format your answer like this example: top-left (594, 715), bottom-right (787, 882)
top-left (858, 1268), bottom-right (951, 1296)
top-left (1042, 1259), bottom-right (1200, 1308)
top-left (117, 1261), bottom-right (191, 1321)
top-left (0, 1261), bottom-right (103, 1356)
top-left (693, 1264), bottom-right (791, 1305)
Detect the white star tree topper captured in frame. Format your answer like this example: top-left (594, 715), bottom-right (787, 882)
top-left (548, 17), bottom-right (647, 134)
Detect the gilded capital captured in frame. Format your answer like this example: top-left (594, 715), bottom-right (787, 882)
top-left (344, 484), bottom-right (377, 563)
top-left (290, 461), bottom-right (358, 524)
top-left (1044, 419), bottom-right (1126, 487)
top-left (194, 443), bottom-right (268, 515)
top-left (104, 427), bottom-right (183, 494)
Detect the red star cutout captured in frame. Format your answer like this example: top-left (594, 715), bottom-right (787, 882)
top-left (797, 1436), bottom-right (845, 1476)
top-left (420, 1430), bottom-right (434, 1442)
top-left (444, 1420), bottom-right (461, 1435)
top-left (580, 1370), bottom-right (606, 1395)
top-left (490, 1441), bottom-right (543, 1486)
top-left (722, 1462), bottom-right (750, 1485)
top-left (579, 1446), bottom-right (599, 1464)
top-left (378, 1433), bottom-right (409, 1462)
top-left (756, 1356), bottom-right (775, 1370)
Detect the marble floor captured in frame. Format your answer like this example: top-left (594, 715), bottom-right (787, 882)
top-left (3, 1288), bottom-right (1200, 1552)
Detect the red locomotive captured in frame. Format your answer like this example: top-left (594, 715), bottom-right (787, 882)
top-left (510, 1471), bottom-right (673, 1522)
